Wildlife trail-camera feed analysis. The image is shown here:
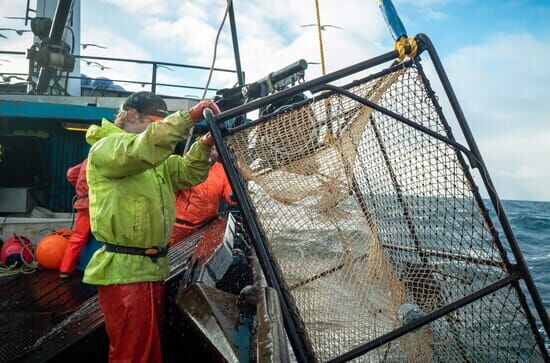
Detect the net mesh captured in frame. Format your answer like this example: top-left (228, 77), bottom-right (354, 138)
top-left (226, 63), bottom-right (545, 362)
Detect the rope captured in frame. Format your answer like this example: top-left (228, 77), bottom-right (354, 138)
top-left (183, 0), bottom-right (233, 154)
top-left (394, 36), bottom-right (417, 62)
top-left (314, 0), bottom-right (327, 76)
top-left (0, 233), bottom-right (38, 277)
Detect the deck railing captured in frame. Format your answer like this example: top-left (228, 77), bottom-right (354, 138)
top-left (0, 50), bottom-right (239, 97)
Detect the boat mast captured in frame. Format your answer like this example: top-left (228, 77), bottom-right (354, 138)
top-left (35, 0), bottom-right (75, 93)
top-left (227, 1), bottom-right (244, 86)
top-left (313, 0), bottom-right (327, 76)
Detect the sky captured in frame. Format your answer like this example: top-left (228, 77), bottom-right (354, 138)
top-left (0, 0), bottom-right (549, 202)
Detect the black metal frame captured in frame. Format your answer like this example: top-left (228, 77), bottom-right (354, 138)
top-left (206, 33), bottom-right (550, 362)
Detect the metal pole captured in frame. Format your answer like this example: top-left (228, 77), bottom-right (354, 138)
top-left (151, 63), bottom-right (157, 93)
top-left (313, 0), bottom-right (327, 76)
top-left (228, 0), bottom-right (244, 86)
top-left (227, 0), bottom-right (246, 126)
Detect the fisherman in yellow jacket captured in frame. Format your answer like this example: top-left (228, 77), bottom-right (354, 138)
top-left (84, 91), bottom-right (220, 363)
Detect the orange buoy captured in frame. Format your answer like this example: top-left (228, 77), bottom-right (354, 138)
top-left (36, 230), bottom-right (73, 270)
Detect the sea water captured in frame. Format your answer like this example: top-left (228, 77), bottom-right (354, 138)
top-left (490, 199), bottom-right (550, 311)
top-left (488, 199), bottom-right (550, 354)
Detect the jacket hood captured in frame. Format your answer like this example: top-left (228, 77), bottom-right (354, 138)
top-left (86, 119), bottom-right (125, 145)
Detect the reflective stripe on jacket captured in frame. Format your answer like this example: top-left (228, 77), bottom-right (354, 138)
top-left (174, 162), bottom-right (233, 227)
top-left (83, 111), bottom-right (211, 285)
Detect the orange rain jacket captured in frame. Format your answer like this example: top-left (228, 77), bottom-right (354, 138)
top-left (67, 159), bottom-right (89, 210)
top-left (174, 162), bottom-right (234, 227)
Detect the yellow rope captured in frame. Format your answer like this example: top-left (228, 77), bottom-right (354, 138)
top-left (314, 0), bottom-right (327, 76)
top-left (394, 36), bottom-right (418, 62)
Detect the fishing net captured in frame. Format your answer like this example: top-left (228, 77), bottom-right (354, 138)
top-left (225, 62), bottom-right (546, 362)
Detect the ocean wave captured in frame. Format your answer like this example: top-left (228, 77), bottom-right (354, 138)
top-left (509, 213), bottom-right (550, 230)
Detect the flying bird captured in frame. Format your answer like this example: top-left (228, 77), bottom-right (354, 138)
top-left (121, 82), bottom-right (147, 88)
top-left (300, 24), bottom-right (343, 31)
top-left (84, 60), bottom-right (111, 71)
top-left (81, 43), bottom-right (108, 50)
top-left (0, 28), bottom-right (32, 36)
top-left (157, 65), bottom-right (174, 72)
top-left (5, 81), bottom-right (30, 86)
top-left (1, 74), bottom-right (27, 82)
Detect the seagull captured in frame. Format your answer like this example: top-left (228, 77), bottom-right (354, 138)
top-left (0, 28), bottom-right (32, 36)
top-left (9, 81), bottom-right (30, 86)
top-left (122, 82), bottom-right (147, 88)
top-left (81, 43), bottom-right (108, 50)
top-left (157, 65), bottom-right (174, 72)
top-left (84, 60), bottom-right (111, 71)
top-left (300, 24), bottom-right (343, 31)
top-left (1, 74), bottom-right (27, 82)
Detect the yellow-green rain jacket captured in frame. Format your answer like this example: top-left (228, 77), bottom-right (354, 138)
top-left (83, 111), bottom-right (211, 285)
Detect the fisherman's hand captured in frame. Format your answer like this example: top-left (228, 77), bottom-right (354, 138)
top-left (200, 132), bottom-right (214, 147)
top-left (189, 100), bottom-right (221, 123)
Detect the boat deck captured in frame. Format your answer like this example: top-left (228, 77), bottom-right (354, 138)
top-left (0, 215), bottom-right (230, 362)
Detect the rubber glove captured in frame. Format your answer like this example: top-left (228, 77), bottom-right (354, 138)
top-left (189, 100), bottom-right (221, 123)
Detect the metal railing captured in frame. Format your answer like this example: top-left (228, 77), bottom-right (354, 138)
top-left (0, 50), bottom-right (239, 96)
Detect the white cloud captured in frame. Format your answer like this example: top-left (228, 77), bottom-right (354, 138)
top-left (99, 0), bottom-right (180, 16)
top-left (129, 0), bottom-right (391, 94)
top-left (421, 33), bottom-right (550, 201)
top-left (444, 33), bottom-right (550, 134)
top-left (478, 132), bottom-right (550, 201)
